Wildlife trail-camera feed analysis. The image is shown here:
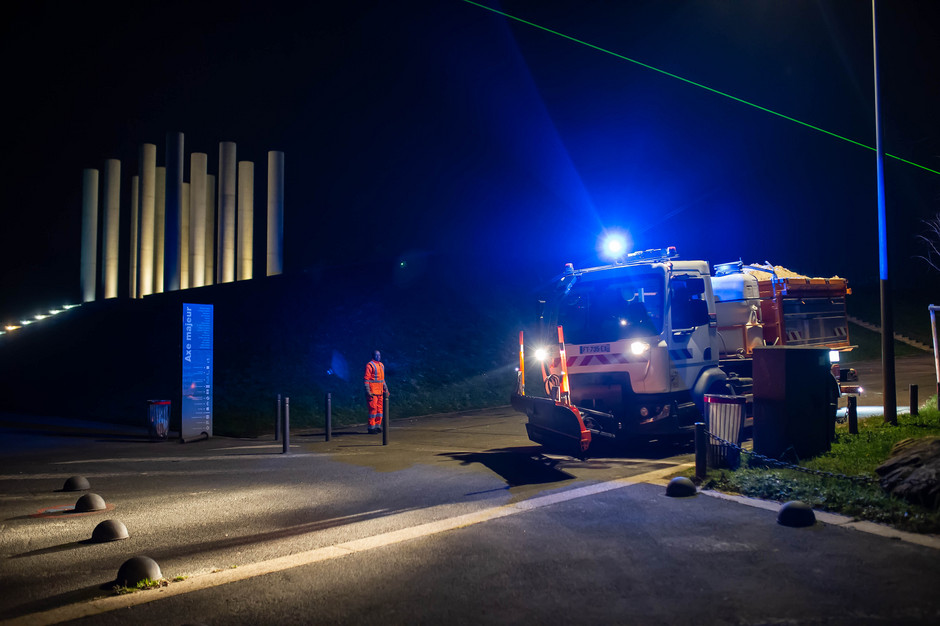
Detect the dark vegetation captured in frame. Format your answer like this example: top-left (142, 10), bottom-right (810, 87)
top-left (0, 259), bottom-right (530, 436)
top-left (844, 283), bottom-right (937, 362)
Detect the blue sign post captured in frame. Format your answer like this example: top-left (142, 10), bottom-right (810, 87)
top-left (182, 303), bottom-right (213, 440)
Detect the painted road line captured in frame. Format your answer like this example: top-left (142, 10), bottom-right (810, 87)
top-left (4, 463), bottom-right (689, 626)
top-left (0, 467), bottom-right (303, 482)
top-left (52, 451), bottom-right (313, 465)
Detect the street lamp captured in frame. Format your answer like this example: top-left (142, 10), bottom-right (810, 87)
top-left (871, 0), bottom-right (897, 425)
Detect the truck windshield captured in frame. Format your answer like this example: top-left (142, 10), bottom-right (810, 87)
top-left (558, 272), bottom-right (665, 344)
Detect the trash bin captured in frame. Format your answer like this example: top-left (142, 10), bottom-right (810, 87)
top-left (704, 394), bottom-right (745, 469)
top-left (147, 400), bottom-right (170, 440)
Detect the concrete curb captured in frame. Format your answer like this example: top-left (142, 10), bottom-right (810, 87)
top-left (644, 471), bottom-right (940, 550)
top-left (699, 489), bottom-right (940, 550)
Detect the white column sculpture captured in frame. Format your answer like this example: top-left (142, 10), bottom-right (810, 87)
top-left (129, 175), bottom-right (139, 298)
top-left (154, 166), bottom-right (166, 293)
top-left (218, 141), bottom-right (237, 283)
top-left (164, 132), bottom-right (184, 292)
top-left (267, 151), bottom-right (284, 276)
top-left (181, 181), bottom-right (190, 289)
top-left (80, 168), bottom-right (99, 303)
top-left (190, 153), bottom-right (208, 288)
top-left (101, 159), bottom-right (120, 299)
top-left (137, 143), bottom-right (157, 297)
top-left (238, 160), bottom-right (254, 280)
top-left (205, 174), bottom-right (216, 286)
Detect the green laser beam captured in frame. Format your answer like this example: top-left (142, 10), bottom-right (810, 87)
top-left (462, 0), bottom-right (940, 177)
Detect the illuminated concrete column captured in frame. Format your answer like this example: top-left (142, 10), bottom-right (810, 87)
top-left (218, 141), bottom-right (236, 283)
top-left (137, 143), bottom-right (157, 297)
top-left (181, 181), bottom-right (190, 289)
top-left (266, 151), bottom-right (284, 276)
top-left (237, 161), bottom-right (254, 280)
top-left (205, 174), bottom-right (216, 286)
top-left (101, 159), bottom-right (120, 299)
top-left (190, 153), bottom-right (207, 288)
top-left (165, 132), bottom-right (184, 292)
top-left (129, 175), bottom-right (139, 298)
top-left (80, 168), bottom-right (99, 303)
top-left (154, 167), bottom-right (166, 293)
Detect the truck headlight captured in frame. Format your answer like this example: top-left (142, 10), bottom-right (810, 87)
top-left (630, 341), bottom-right (650, 356)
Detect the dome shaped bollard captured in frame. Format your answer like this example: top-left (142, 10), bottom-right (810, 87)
top-left (777, 501), bottom-right (816, 527)
top-left (665, 477), bottom-right (697, 498)
top-left (116, 556), bottom-right (162, 587)
top-left (74, 493), bottom-right (106, 512)
top-left (62, 476), bottom-right (90, 492)
top-left (92, 519), bottom-right (129, 542)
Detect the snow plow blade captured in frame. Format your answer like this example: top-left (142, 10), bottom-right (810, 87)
top-left (511, 393), bottom-right (592, 457)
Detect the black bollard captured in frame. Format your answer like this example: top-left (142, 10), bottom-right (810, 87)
top-left (910, 384), bottom-right (919, 416)
top-left (382, 395), bottom-right (389, 446)
top-left (325, 393), bottom-right (332, 442)
top-left (282, 397), bottom-right (290, 454)
top-left (275, 394), bottom-right (281, 441)
top-left (848, 395), bottom-right (858, 435)
top-left (694, 422), bottom-right (706, 481)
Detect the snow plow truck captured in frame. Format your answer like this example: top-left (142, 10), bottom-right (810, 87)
top-left (511, 246), bottom-right (856, 457)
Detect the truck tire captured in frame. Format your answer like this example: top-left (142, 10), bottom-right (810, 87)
top-left (692, 367), bottom-right (730, 417)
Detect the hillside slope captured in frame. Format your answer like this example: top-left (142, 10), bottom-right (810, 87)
top-left (0, 260), bottom-right (530, 436)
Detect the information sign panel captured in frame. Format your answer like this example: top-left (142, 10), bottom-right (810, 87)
top-left (182, 303), bottom-right (213, 440)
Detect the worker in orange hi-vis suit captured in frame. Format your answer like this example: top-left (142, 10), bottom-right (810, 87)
top-left (364, 350), bottom-right (389, 434)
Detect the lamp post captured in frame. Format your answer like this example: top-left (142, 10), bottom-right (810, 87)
top-left (871, 0), bottom-right (897, 425)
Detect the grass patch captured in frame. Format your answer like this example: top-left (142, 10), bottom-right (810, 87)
top-left (694, 401), bottom-right (940, 534)
top-left (846, 285), bottom-right (936, 348)
top-left (112, 578), bottom-right (169, 595)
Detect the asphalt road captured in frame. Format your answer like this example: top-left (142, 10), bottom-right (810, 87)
top-left (845, 353), bottom-right (938, 415)
top-left (1, 392), bottom-right (939, 624)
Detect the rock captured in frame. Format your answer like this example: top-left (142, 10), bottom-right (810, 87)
top-left (875, 437), bottom-right (940, 510)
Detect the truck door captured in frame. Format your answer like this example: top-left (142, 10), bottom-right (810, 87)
top-left (667, 275), bottom-right (716, 394)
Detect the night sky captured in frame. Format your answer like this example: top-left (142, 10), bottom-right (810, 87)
top-left (2, 0), bottom-right (939, 323)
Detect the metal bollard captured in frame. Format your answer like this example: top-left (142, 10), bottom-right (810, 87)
top-left (910, 384), bottom-right (919, 416)
top-left (282, 397), bottom-right (290, 454)
top-left (382, 395), bottom-right (389, 446)
top-left (325, 393), bottom-right (332, 442)
top-left (275, 394), bottom-right (281, 441)
top-left (694, 422), bottom-right (706, 481)
top-left (848, 395), bottom-right (858, 435)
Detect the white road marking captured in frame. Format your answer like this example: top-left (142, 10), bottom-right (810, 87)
top-left (51, 451), bottom-right (311, 465)
top-left (0, 467), bottom-right (299, 482)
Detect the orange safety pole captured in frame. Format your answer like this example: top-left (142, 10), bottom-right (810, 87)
top-left (518, 331), bottom-right (526, 395)
top-left (557, 325), bottom-right (570, 404)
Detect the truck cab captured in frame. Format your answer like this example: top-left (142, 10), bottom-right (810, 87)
top-left (530, 248), bottom-right (728, 442)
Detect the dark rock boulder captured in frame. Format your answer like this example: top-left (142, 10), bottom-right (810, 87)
top-left (875, 437), bottom-right (940, 510)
